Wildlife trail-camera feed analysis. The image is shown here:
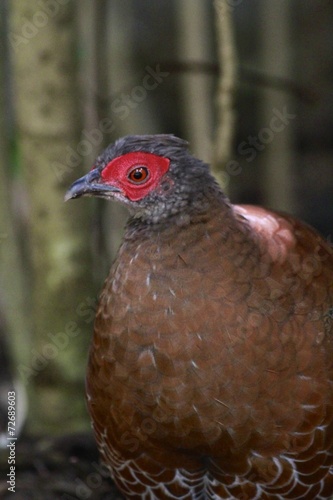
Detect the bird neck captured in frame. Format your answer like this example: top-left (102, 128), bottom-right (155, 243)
top-left (126, 180), bottom-right (230, 229)
top-left (122, 194), bottom-right (260, 276)
top-left (125, 194), bottom-right (226, 235)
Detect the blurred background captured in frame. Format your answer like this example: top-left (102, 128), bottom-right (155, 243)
top-left (0, 0), bottom-right (332, 497)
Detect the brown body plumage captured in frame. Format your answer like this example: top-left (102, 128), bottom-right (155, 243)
top-left (66, 135), bottom-right (333, 499)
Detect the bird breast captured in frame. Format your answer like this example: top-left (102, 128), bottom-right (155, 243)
top-left (88, 212), bottom-right (333, 459)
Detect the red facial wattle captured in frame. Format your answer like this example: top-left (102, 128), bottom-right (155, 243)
top-left (101, 152), bottom-right (170, 202)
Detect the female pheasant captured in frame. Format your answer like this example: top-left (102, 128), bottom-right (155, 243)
top-left (66, 134), bottom-right (333, 499)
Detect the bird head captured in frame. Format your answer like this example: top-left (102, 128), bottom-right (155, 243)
top-left (65, 134), bottom-right (222, 223)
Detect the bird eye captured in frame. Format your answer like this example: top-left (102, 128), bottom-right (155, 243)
top-left (128, 166), bottom-right (149, 184)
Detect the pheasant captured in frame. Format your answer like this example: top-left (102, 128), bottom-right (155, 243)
top-left (65, 134), bottom-right (333, 499)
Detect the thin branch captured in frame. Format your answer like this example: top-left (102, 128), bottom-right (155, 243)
top-left (213, 1), bottom-right (238, 183)
top-left (160, 61), bottom-right (319, 104)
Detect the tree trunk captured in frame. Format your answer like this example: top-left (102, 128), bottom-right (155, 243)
top-left (258, 0), bottom-right (295, 212)
top-left (0, 2), bottom-right (31, 374)
top-left (9, 0), bottom-right (94, 434)
top-left (177, 0), bottom-right (214, 163)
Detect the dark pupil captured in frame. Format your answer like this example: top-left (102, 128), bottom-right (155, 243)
top-left (133, 169), bottom-right (143, 179)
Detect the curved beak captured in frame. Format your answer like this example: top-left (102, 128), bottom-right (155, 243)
top-left (64, 168), bottom-right (122, 201)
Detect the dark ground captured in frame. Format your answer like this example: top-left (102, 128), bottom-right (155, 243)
top-left (0, 432), bottom-right (124, 499)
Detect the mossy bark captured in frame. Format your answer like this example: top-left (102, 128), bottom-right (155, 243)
top-left (9, 0), bottom-right (94, 434)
